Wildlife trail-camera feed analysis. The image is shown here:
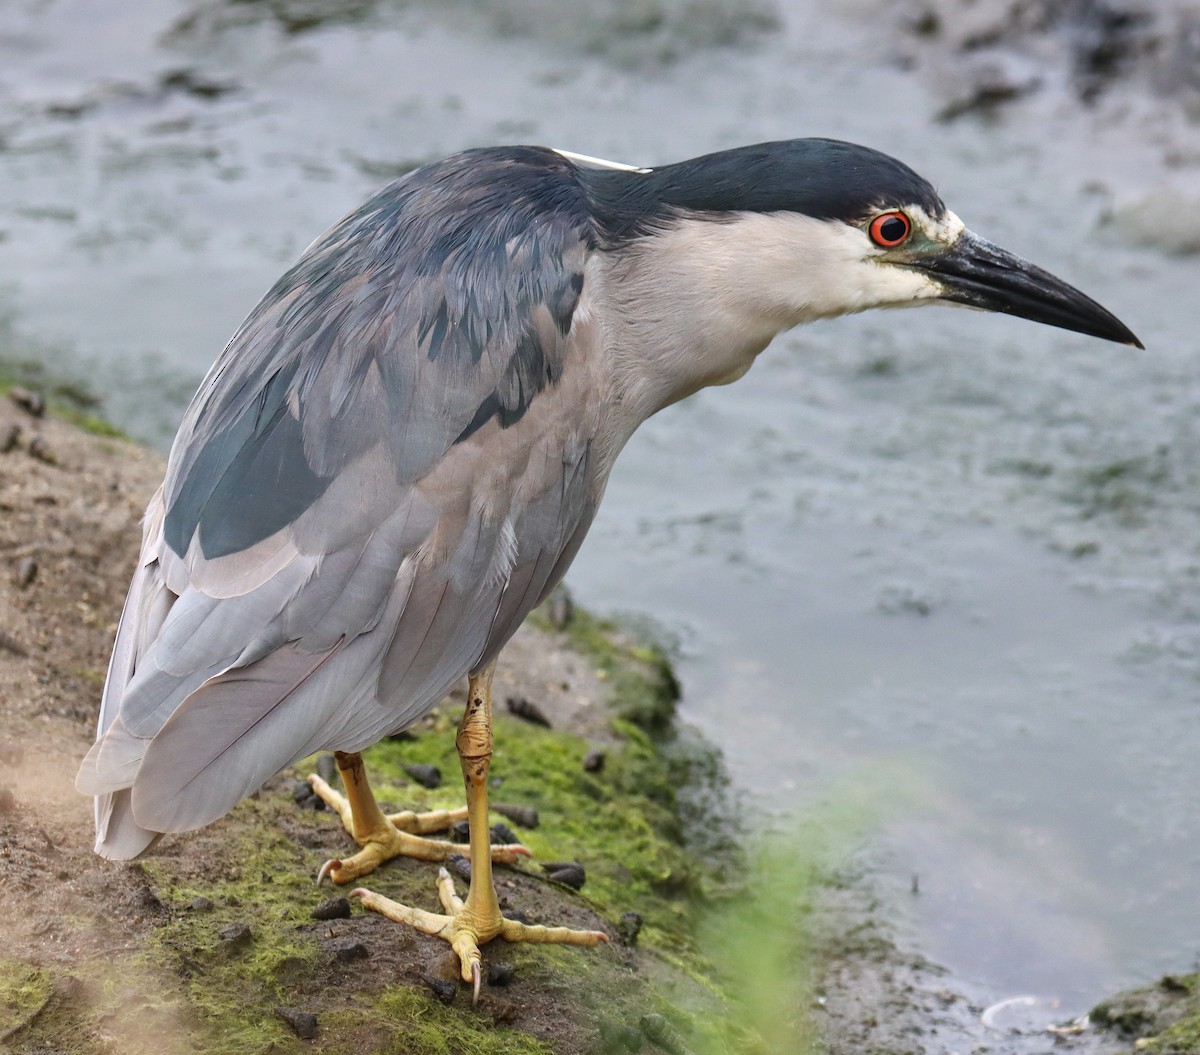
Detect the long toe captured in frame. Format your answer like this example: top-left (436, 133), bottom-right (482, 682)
top-left (352, 872), bottom-right (607, 989)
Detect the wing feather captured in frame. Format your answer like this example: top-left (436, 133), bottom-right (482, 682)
top-left (82, 147), bottom-right (606, 857)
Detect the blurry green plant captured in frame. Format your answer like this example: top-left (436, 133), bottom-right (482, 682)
top-left (694, 759), bottom-right (932, 1054)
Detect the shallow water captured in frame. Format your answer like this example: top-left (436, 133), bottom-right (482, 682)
top-left (2, 0), bottom-right (1198, 1021)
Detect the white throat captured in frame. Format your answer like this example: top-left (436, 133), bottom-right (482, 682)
top-left (589, 210), bottom-right (951, 423)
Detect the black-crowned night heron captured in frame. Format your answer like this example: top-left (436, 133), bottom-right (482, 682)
top-left (77, 139), bottom-right (1140, 996)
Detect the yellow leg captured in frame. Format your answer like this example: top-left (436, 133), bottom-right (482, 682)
top-left (353, 665), bottom-right (607, 1001)
top-left (308, 747), bottom-right (529, 886)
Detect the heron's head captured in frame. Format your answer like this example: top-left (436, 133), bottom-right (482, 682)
top-left (572, 138), bottom-right (1141, 348)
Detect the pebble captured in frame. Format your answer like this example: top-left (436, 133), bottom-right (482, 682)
top-left (493, 802), bottom-right (539, 829)
top-left (0, 423), bottom-right (20, 453)
top-left (291, 780), bottom-right (324, 810)
top-left (489, 821), bottom-right (519, 845)
top-left (446, 854), bottom-right (471, 883)
top-left (583, 748), bottom-right (606, 772)
top-left (404, 762), bottom-right (441, 789)
top-left (326, 939), bottom-right (369, 963)
top-left (386, 728), bottom-right (418, 742)
top-left (9, 386), bottom-right (45, 418)
top-left (0, 628), bottom-right (29, 657)
top-left (486, 961), bottom-right (515, 987)
top-left (275, 1006), bottom-right (318, 1039)
top-left (423, 975), bottom-right (457, 1004)
top-left (13, 557), bottom-right (37, 589)
top-left (618, 911), bottom-right (643, 946)
top-left (311, 896), bottom-right (352, 921)
top-left (543, 862), bottom-right (586, 891)
top-left (218, 922), bottom-right (252, 949)
top-left (27, 436), bottom-right (57, 464)
top-left (506, 695), bottom-right (552, 727)
top-left (187, 896), bottom-right (214, 913)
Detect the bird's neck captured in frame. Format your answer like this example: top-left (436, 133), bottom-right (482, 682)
top-left (589, 216), bottom-right (823, 428)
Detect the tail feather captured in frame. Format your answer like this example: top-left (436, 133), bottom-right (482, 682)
top-left (93, 788), bottom-right (161, 860)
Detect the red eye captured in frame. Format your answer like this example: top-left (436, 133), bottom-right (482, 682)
top-left (869, 211), bottom-right (911, 247)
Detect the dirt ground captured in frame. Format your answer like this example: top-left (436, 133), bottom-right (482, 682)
top-left (0, 394), bottom-right (719, 1054)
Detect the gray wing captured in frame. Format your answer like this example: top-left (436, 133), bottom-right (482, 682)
top-left (77, 148), bottom-right (601, 858)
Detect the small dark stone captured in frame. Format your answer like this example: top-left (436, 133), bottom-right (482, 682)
top-left (489, 822), bottom-right (519, 846)
top-left (449, 819), bottom-right (470, 842)
top-left (327, 939), bottom-right (369, 963)
top-left (446, 854), bottom-right (471, 882)
top-left (386, 728), bottom-right (418, 742)
top-left (316, 753), bottom-right (339, 783)
top-left (0, 787), bottom-right (16, 814)
top-left (275, 1005), bottom-right (318, 1039)
top-left (187, 896), bottom-right (214, 913)
top-left (27, 436), bottom-right (56, 464)
top-left (404, 762), bottom-right (441, 789)
top-left (492, 802), bottom-right (539, 829)
top-left (486, 961), bottom-right (515, 987)
top-left (9, 386), bottom-right (45, 418)
top-left (0, 423), bottom-right (20, 453)
top-left (506, 695), bottom-right (552, 727)
top-left (218, 922), bottom-right (252, 948)
top-left (13, 557), bottom-right (37, 589)
top-left (506, 908), bottom-right (532, 925)
top-left (423, 975), bottom-right (457, 1004)
top-left (543, 862), bottom-right (586, 890)
top-left (312, 896), bottom-right (351, 921)
top-left (583, 748), bottom-right (606, 772)
top-left (617, 911), bottom-right (643, 946)
top-left (292, 780), bottom-right (315, 804)
top-left (0, 628), bottom-right (28, 657)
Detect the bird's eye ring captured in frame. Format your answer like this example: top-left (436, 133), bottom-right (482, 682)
top-left (869, 211), bottom-right (912, 248)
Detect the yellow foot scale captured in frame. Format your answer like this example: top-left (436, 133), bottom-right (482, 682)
top-left (353, 867), bottom-right (607, 1002)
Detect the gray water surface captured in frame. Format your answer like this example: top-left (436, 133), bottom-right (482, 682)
top-left (2, 0), bottom-right (1198, 1020)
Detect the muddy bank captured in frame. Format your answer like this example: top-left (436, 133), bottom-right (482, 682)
top-left (0, 393), bottom-right (751, 1054)
top-left (4, 391), bottom-right (1196, 1054)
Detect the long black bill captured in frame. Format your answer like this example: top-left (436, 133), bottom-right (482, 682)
top-left (909, 231), bottom-right (1143, 348)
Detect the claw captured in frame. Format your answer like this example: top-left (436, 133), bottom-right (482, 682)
top-left (316, 858), bottom-right (341, 886)
top-left (471, 961), bottom-right (481, 1006)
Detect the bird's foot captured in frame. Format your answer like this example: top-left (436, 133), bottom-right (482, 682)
top-left (353, 868), bottom-right (608, 1002)
top-left (308, 773), bottom-right (530, 885)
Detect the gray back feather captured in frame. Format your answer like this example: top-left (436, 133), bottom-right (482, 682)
top-left (80, 147), bottom-right (605, 854)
